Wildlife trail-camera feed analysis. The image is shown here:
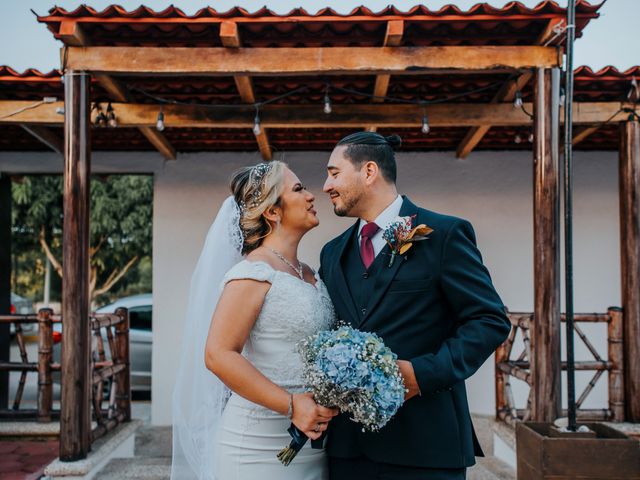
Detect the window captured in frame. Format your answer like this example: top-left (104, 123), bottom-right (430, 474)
top-left (129, 305), bottom-right (152, 331)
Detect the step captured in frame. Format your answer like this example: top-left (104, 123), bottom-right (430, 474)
top-left (93, 457), bottom-right (171, 480)
top-left (134, 426), bottom-right (172, 458)
top-left (469, 456), bottom-right (515, 480)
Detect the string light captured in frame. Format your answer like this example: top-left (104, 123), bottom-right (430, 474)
top-left (253, 107), bottom-right (262, 135)
top-left (94, 103), bottom-right (107, 127)
top-left (130, 78), bottom-right (510, 135)
top-left (514, 134), bottom-right (522, 144)
top-left (323, 90), bottom-right (332, 114)
top-left (156, 108), bottom-right (165, 131)
top-left (528, 132), bottom-right (534, 143)
top-left (628, 77), bottom-right (639, 102)
top-left (106, 103), bottom-right (117, 128)
top-left (513, 91), bottom-right (523, 109)
top-left (421, 111), bottom-right (430, 134)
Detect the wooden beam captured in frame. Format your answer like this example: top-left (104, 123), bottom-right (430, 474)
top-left (20, 126), bottom-right (63, 154)
top-left (531, 68), bottom-right (561, 423)
top-left (93, 74), bottom-right (129, 102)
top-left (219, 20), bottom-right (271, 160)
top-left (234, 75), bottom-right (255, 104)
top-left (58, 20), bottom-right (88, 47)
top-left (63, 24), bottom-right (176, 160)
top-left (373, 20), bottom-right (404, 103)
top-left (573, 126), bottom-right (600, 145)
top-left (536, 18), bottom-right (566, 46)
top-left (456, 71), bottom-right (534, 159)
top-left (455, 18), bottom-right (564, 158)
top-left (138, 126), bottom-right (177, 160)
top-left (619, 118), bottom-right (640, 421)
top-left (109, 102), bottom-right (532, 128)
top-left (60, 70), bottom-right (92, 461)
top-left (93, 76), bottom-right (176, 160)
top-left (64, 46), bottom-right (561, 75)
top-left (0, 100), bottom-right (631, 128)
top-left (220, 21), bottom-right (241, 48)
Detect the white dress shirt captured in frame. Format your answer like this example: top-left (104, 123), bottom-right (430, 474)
top-left (357, 195), bottom-right (404, 257)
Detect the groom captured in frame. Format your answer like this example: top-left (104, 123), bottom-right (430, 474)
top-left (319, 132), bottom-right (511, 479)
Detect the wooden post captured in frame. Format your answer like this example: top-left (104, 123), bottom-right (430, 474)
top-left (531, 67), bottom-right (562, 422)
top-left (607, 307), bottom-right (625, 421)
top-left (0, 175), bottom-right (10, 410)
top-left (38, 308), bottom-right (54, 422)
top-left (114, 307), bottom-right (131, 422)
top-left (495, 340), bottom-right (507, 420)
top-left (60, 70), bottom-right (92, 461)
top-left (619, 118), bottom-right (640, 422)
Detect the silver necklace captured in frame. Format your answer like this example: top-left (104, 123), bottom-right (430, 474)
top-left (267, 247), bottom-right (304, 280)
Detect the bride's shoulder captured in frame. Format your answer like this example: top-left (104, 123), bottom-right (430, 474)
top-left (223, 259), bottom-right (276, 286)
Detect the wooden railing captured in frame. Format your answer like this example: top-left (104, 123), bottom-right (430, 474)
top-left (0, 308), bottom-right (130, 441)
top-left (0, 308), bottom-right (57, 421)
top-left (90, 307), bottom-right (131, 442)
top-left (495, 307), bottom-right (624, 426)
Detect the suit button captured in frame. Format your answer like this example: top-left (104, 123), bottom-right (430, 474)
top-left (362, 272), bottom-right (369, 279)
top-left (361, 308), bottom-right (367, 315)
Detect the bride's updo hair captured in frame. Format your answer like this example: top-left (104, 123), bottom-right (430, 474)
top-left (230, 161), bottom-right (286, 254)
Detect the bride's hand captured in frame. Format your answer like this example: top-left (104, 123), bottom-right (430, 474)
top-left (291, 393), bottom-right (339, 440)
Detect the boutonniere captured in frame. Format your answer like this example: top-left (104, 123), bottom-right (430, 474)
top-left (382, 215), bottom-right (433, 267)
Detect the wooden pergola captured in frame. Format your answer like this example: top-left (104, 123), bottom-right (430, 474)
top-left (1, 1), bottom-right (639, 461)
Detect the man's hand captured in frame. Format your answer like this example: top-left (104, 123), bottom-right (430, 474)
top-left (397, 360), bottom-right (421, 401)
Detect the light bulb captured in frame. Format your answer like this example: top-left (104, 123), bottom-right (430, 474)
top-left (106, 103), bottom-right (117, 128)
top-left (253, 112), bottom-right (262, 136)
top-left (95, 111), bottom-right (106, 128)
top-left (323, 93), bottom-right (332, 114)
top-left (528, 133), bottom-right (534, 143)
top-left (514, 134), bottom-right (522, 144)
top-left (513, 91), bottom-right (523, 109)
top-left (156, 110), bottom-right (165, 132)
top-left (421, 114), bottom-right (430, 134)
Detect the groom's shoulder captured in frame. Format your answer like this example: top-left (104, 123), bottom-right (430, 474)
top-left (415, 205), bottom-right (468, 232)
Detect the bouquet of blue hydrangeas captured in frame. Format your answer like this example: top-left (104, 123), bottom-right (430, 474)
top-left (277, 325), bottom-right (406, 465)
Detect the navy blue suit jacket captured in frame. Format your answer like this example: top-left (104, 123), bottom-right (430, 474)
top-left (319, 196), bottom-right (511, 469)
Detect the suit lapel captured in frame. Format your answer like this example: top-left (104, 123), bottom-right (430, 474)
top-left (359, 196), bottom-right (420, 327)
top-left (330, 220), bottom-right (360, 323)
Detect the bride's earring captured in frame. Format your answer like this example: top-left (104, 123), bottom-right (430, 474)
top-left (275, 218), bottom-right (281, 234)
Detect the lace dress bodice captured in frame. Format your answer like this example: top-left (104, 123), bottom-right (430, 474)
top-left (222, 260), bottom-right (336, 398)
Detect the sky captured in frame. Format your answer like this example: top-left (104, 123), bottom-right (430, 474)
top-left (0, 0), bottom-right (637, 73)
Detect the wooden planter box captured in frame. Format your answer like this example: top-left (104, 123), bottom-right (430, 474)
top-left (516, 422), bottom-right (640, 479)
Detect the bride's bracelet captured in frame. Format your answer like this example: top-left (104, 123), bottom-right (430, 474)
top-left (287, 393), bottom-right (294, 419)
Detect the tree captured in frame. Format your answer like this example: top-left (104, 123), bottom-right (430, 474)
top-left (12, 174), bottom-right (152, 303)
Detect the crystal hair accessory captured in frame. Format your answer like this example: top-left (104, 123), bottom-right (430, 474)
top-left (238, 162), bottom-right (274, 212)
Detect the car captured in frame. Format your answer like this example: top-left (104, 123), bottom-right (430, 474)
top-left (53, 293), bottom-right (152, 393)
top-left (9, 292), bottom-right (36, 335)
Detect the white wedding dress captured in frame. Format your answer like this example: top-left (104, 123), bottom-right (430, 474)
top-left (213, 259), bottom-right (336, 480)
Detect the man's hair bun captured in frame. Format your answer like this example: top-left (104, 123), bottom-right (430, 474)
top-left (384, 134), bottom-right (402, 150)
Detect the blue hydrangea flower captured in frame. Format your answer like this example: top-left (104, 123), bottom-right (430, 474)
top-left (298, 324), bottom-right (406, 431)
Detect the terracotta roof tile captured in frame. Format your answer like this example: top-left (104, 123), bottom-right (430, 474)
top-left (37, 1), bottom-right (602, 47)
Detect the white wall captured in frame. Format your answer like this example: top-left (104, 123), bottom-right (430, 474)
top-left (0, 148), bottom-right (621, 425)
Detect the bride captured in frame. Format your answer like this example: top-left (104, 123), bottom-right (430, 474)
top-left (171, 161), bottom-right (338, 480)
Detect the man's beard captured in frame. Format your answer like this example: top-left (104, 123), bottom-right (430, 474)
top-left (333, 192), bottom-right (361, 217)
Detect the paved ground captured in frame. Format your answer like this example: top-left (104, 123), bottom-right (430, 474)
top-left (92, 412), bottom-right (515, 480)
top-left (0, 439), bottom-right (59, 480)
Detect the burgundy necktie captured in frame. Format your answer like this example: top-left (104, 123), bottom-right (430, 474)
top-left (360, 222), bottom-right (380, 269)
